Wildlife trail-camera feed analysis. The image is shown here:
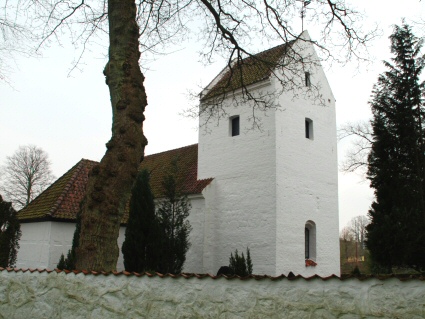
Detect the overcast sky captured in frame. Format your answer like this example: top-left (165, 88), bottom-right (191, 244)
top-left (1, 0), bottom-right (424, 230)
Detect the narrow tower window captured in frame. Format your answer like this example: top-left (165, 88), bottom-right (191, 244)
top-left (305, 72), bottom-right (311, 87)
top-left (230, 116), bottom-right (240, 136)
top-left (305, 118), bottom-right (313, 139)
top-left (305, 220), bottom-right (316, 261)
top-left (305, 228), bottom-right (310, 259)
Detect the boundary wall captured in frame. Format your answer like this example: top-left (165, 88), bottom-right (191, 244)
top-left (0, 269), bottom-right (424, 318)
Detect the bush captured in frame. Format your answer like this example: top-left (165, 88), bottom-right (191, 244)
top-left (229, 247), bottom-right (253, 276)
top-left (0, 195), bottom-right (21, 268)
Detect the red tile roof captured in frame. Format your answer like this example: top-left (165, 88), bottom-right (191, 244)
top-left (140, 144), bottom-right (212, 198)
top-left (18, 159), bottom-right (97, 222)
top-left (201, 42), bottom-right (294, 101)
top-left (18, 144), bottom-right (212, 222)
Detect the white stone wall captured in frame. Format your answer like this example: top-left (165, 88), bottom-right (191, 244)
top-left (17, 222), bottom-right (127, 271)
top-left (184, 195), bottom-right (206, 273)
top-left (17, 222), bottom-right (58, 269)
top-left (116, 227), bottom-right (126, 270)
top-left (198, 92), bottom-right (278, 275)
top-left (198, 34), bottom-right (339, 277)
top-left (48, 222), bottom-right (78, 269)
top-left (274, 36), bottom-right (340, 277)
top-left (17, 222), bottom-right (79, 269)
top-left (0, 271), bottom-right (424, 319)
top-left (18, 196), bottom-right (205, 272)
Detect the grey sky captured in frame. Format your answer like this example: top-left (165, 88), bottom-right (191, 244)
top-left (1, 0), bottom-right (424, 230)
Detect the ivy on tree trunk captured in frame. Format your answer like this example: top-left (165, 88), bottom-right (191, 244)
top-left (75, 0), bottom-right (148, 271)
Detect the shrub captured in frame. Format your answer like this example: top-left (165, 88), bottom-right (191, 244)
top-left (229, 247), bottom-right (253, 276)
top-left (0, 195), bottom-right (21, 267)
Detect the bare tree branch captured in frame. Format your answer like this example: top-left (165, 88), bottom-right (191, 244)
top-left (0, 0), bottom-right (39, 82)
top-left (338, 120), bottom-right (372, 174)
top-left (180, 0), bottom-right (378, 128)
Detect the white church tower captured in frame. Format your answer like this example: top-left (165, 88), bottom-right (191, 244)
top-left (197, 31), bottom-right (340, 277)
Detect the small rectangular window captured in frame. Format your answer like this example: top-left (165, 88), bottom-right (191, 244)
top-left (305, 120), bottom-right (310, 139)
top-left (231, 116), bottom-right (240, 136)
top-left (305, 118), bottom-right (313, 139)
top-left (305, 72), bottom-right (311, 87)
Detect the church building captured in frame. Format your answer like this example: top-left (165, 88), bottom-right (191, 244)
top-left (17, 31), bottom-right (340, 277)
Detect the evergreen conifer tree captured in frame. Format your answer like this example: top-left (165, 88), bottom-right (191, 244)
top-left (122, 169), bottom-right (161, 272)
top-left (366, 23), bottom-right (425, 272)
top-left (246, 247), bottom-right (253, 275)
top-left (0, 195), bottom-right (21, 268)
top-left (156, 160), bottom-right (191, 274)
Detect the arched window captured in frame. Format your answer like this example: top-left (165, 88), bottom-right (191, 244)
top-left (305, 220), bottom-right (316, 260)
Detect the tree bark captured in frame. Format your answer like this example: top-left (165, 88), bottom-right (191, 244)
top-left (75, 0), bottom-right (148, 271)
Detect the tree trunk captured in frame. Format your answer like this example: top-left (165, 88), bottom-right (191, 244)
top-left (75, 0), bottom-right (148, 271)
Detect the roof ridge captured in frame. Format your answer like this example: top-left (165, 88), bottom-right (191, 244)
top-left (146, 143), bottom-right (198, 157)
top-left (80, 158), bottom-right (99, 165)
top-left (198, 177), bottom-right (213, 182)
top-left (250, 42), bottom-right (289, 58)
top-left (201, 40), bottom-right (297, 101)
top-left (201, 43), bottom-right (290, 98)
top-left (48, 159), bottom-right (89, 216)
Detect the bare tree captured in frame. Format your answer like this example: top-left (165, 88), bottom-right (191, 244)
top-left (6, 0), bottom-right (377, 271)
top-left (350, 215), bottom-right (369, 265)
top-left (338, 120), bottom-right (373, 174)
top-left (339, 225), bottom-right (355, 264)
top-left (340, 215), bottom-right (369, 267)
top-left (340, 226), bottom-right (354, 242)
top-left (349, 215), bottom-right (369, 248)
top-left (0, 145), bottom-right (55, 209)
